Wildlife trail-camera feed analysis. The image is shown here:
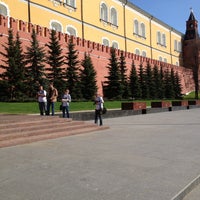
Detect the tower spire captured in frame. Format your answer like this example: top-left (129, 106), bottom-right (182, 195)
top-left (184, 9), bottom-right (199, 40)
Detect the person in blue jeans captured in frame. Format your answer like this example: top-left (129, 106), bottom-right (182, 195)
top-left (46, 82), bottom-right (58, 116)
top-left (94, 93), bottom-right (104, 126)
top-left (61, 89), bottom-right (71, 118)
top-left (37, 85), bottom-right (47, 115)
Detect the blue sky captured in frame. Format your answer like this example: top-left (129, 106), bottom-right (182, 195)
top-left (129, 0), bottom-right (200, 33)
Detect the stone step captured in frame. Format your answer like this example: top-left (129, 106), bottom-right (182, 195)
top-left (0, 122), bottom-right (98, 141)
top-left (0, 115), bottom-right (109, 148)
top-left (0, 125), bottom-right (108, 148)
top-left (0, 120), bottom-right (83, 134)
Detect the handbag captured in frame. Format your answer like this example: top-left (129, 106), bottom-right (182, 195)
top-left (102, 106), bottom-right (107, 114)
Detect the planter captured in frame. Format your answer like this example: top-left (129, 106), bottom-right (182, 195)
top-left (188, 100), bottom-right (200, 105)
top-left (151, 101), bottom-right (171, 108)
top-left (172, 100), bottom-right (188, 107)
top-left (121, 102), bottom-right (146, 110)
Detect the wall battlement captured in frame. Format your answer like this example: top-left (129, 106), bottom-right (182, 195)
top-left (0, 15), bottom-right (194, 94)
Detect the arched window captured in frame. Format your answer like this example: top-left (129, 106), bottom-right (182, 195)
top-left (65, 0), bottom-right (75, 7)
top-left (134, 19), bottom-right (139, 35)
top-left (140, 23), bottom-right (145, 38)
top-left (100, 3), bottom-right (108, 22)
top-left (110, 7), bottom-right (117, 26)
top-left (102, 38), bottom-right (109, 46)
top-left (174, 40), bottom-right (178, 51)
top-left (66, 26), bottom-right (77, 36)
top-left (159, 56), bottom-right (162, 61)
top-left (178, 41), bottom-right (182, 52)
top-left (135, 49), bottom-right (140, 55)
top-left (157, 31), bottom-right (161, 44)
top-left (112, 41), bottom-right (119, 49)
top-left (0, 3), bottom-right (8, 16)
top-left (142, 51), bottom-right (146, 57)
top-left (50, 21), bottom-right (62, 32)
top-left (163, 58), bottom-right (167, 63)
top-left (162, 34), bottom-right (166, 46)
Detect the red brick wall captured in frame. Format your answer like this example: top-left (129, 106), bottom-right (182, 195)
top-left (0, 15), bottom-right (195, 95)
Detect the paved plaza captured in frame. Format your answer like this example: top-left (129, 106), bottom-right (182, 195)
top-left (1, 109), bottom-right (200, 200)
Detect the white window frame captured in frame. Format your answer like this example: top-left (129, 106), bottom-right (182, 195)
top-left (66, 25), bottom-right (77, 36)
top-left (100, 2), bottom-right (108, 22)
top-left (50, 20), bottom-right (63, 32)
top-left (102, 37), bottom-right (110, 47)
top-left (110, 7), bottom-right (117, 26)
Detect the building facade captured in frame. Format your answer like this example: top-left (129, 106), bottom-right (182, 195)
top-left (0, 0), bottom-right (183, 66)
top-left (0, 0), bottom-right (197, 94)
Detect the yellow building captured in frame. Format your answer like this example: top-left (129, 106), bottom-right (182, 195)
top-left (0, 0), bottom-right (183, 66)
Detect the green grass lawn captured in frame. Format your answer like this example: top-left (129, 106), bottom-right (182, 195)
top-left (0, 100), bottom-right (151, 114)
top-left (0, 91), bottom-right (199, 114)
top-left (0, 101), bottom-right (123, 114)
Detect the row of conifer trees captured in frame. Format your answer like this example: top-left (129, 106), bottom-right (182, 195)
top-left (0, 29), bottom-right (182, 101)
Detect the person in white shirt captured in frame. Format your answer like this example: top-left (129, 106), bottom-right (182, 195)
top-left (61, 89), bottom-right (71, 118)
top-left (94, 93), bottom-right (104, 126)
top-left (37, 85), bottom-right (47, 115)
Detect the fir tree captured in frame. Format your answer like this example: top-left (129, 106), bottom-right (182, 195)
top-left (158, 66), bottom-right (165, 99)
top-left (104, 48), bottom-right (122, 99)
top-left (25, 29), bottom-right (47, 98)
top-left (138, 64), bottom-right (147, 99)
top-left (80, 53), bottom-right (97, 100)
top-left (152, 65), bottom-right (162, 99)
top-left (164, 68), bottom-right (175, 99)
top-left (144, 63), bottom-right (153, 99)
top-left (46, 29), bottom-right (65, 95)
top-left (65, 38), bottom-right (81, 99)
top-left (118, 51), bottom-right (129, 99)
top-left (174, 71), bottom-right (182, 99)
top-left (129, 60), bottom-right (141, 99)
top-left (0, 30), bottom-right (26, 100)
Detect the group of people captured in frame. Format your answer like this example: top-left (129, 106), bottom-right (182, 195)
top-left (37, 83), bottom-right (105, 126)
top-left (37, 83), bottom-right (71, 118)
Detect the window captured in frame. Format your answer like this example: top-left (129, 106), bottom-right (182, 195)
top-left (159, 56), bottom-right (162, 61)
top-left (162, 34), bottom-right (166, 46)
top-left (110, 7), bottom-right (117, 26)
top-left (100, 3), bottom-right (108, 22)
top-left (174, 40), bottom-right (178, 51)
top-left (102, 38), bottom-right (109, 46)
top-left (0, 3), bottom-right (8, 16)
top-left (157, 31), bottom-right (166, 47)
top-left (178, 41), bottom-right (182, 52)
top-left (157, 31), bottom-right (161, 44)
top-left (163, 58), bottom-right (167, 63)
top-left (140, 23), bottom-right (146, 38)
top-left (66, 25), bottom-right (77, 36)
top-left (50, 21), bottom-right (62, 32)
top-left (134, 19), bottom-right (139, 35)
top-left (141, 51), bottom-right (146, 57)
top-left (65, 0), bottom-right (75, 7)
top-left (135, 49), bottom-right (140, 55)
top-left (112, 41), bottom-right (119, 49)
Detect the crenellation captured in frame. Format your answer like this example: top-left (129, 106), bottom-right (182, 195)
top-left (19, 20), bottom-right (27, 32)
top-left (0, 14), bottom-right (195, 94)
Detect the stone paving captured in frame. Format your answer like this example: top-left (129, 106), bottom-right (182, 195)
top-left (0, 109), bottom-right (200, 200)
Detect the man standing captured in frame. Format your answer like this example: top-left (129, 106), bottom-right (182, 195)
top-left (61, 89), bottom-right (71, 118)
top-left (37, 85), bottom-right (47, 116)
top-left (94, 93), bottom-right (104, 126)
top-left (46, 82), bottom-right (58, 116)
